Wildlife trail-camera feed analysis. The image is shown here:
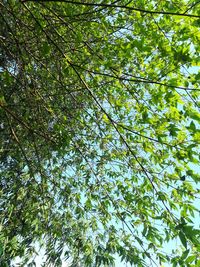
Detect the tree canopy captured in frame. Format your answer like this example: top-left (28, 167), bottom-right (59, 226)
top-left (0, 0), bottom-right (200, 266)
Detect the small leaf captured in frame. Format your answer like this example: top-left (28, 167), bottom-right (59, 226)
top-left (186, 255), bottom-right (196, 264)
top-left (179, 231), bottom-right (187, 249)
top-left (180, 175), bottom-right (186, 181)
top-left (42, 42), bottom-right (50, 56)
top-left (181, 249), bottom-right (190, 260)
top-left (0, 241), bottom-right (3, 256)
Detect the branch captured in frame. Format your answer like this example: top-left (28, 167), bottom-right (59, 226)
top-left (183, 0), bottom-right (200, 14)
top-left (22, 0), bottom-right (200, 18)
top-left (115, 122), bottom-right (173, 147)
top-left (72, 65), bottom-right (200, 91)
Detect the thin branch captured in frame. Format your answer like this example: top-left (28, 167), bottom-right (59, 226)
top-left (72, 65), bottom-right (200, 91)
top-left (115, 122), bottom-right (173, 147)
top-left (183, 0), bottom-right (200, 14)
top-left (22, 0), bottom-right (200, 18)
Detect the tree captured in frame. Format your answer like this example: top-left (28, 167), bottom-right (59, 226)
top-left (0, 0), bottom-right (200, 266)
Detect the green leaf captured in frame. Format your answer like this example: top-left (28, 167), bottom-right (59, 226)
top-left (41, 42), bottom-right (51, 56)
top-left (186, 255), bottom-right (196, 264)
top-left (181, 249), bottom-right (190, 260)
top-left (179, 231), bottom-right (187, 249)
top-left (0, 241), bottom-right (3, 256)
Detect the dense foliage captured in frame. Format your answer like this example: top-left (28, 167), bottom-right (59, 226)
top-left (0, 0), bottom-right (200, 266)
